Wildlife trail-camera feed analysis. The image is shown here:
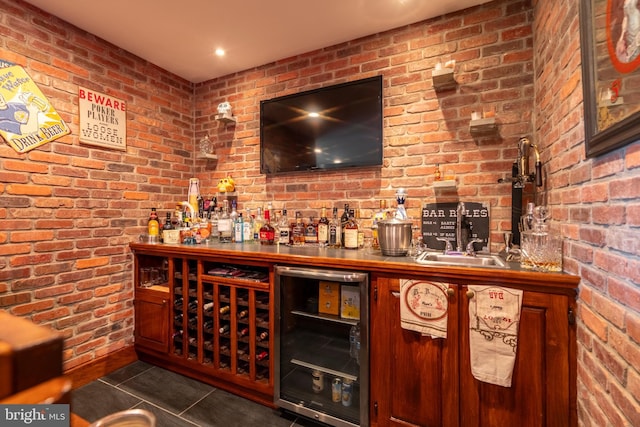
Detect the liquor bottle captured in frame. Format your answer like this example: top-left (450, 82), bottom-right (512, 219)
top-left (219, 324), bottom-right (230, 334)
top-left (355, 209), bottom-right (365, 249)
top-left (292, 211), bottom-right (305, 246)
top-left (277, 209), bottom-right (291, 245)
top-left (243, 208), bottom-right (254, 243)
top-left (174, 297), bottom-right (183, 310)
top-left (234, 212), bottom-right (244, 243)
top-left (257, 330), bottom-right (269, 341)
top-left (163, 212), bottom-right (173, 231)
top-left (188, 178), bottom-right (200, 214)
top-left (187, 316), bottom-right (198, 330)
top-left (148, 208), bottom-right (159, 237)
top-left (434, 163), bottom-right (441, 181)
top-left (210, 207), bottom-right (220, 241)
top-left (218, 200), bottom-right (232, 243)
top-left (372, 199), bottom-right (388, 250)
top-left (229, 200), bottom-right (238, 241)
top-left (317, 207), bottom-right (329, 247)
top-left (238, 327), bottom-right (249, 337)
top-left (219, 305), bottom-right (230, 314)
top-left (256, 351), bottom-right (269, 361)
top-left (340, 204), bottom-right (350, 247)
top-left (343, 209), bottom-right (359, 250)
top-left (328, 207), bottom-right (341, 248)
top-left (253, 207), bottom-right (265, 241)
top-left (187, 300), bottom-right (198, 311)
top-left (203, 320), bottom-right (213, 331)
top-left (172, 204), bottom-right (183, 228)
top-left (304, 217), bottom-right (317, 244)
top-left (259, 209), bottom-right (275, 245)
top-left (237, 309), bottom-right (248, 319)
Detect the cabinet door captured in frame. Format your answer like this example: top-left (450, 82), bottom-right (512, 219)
top-left (135, 290), bottom-right (169, 353)
top-left (459, 287), bottom-right (574, 427)
top-left (369, 276), bottom-right (459, 427)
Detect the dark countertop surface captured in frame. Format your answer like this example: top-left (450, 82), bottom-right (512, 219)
top-left (130, 241), bottom-right (580, 294)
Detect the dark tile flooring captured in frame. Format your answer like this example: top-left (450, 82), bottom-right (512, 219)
top-left (71, 361), bottom-right (322, 427)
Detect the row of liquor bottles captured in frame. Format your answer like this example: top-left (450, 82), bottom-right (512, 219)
top-left (152, 201), bottom-right (393, 249)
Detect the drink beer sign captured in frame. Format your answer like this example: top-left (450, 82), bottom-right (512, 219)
top-left (78, 86), bottom-right (126, 150)
top-left (0, 63), bottom-right (71, 153)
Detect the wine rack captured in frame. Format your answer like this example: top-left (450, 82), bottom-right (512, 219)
top-left (168, 258), bottom-right (273, 388)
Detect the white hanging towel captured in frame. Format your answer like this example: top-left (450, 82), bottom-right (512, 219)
top-left (468, 285), bottom-right (523, 387)
top-left (400, 279), bottom-right (449, 339)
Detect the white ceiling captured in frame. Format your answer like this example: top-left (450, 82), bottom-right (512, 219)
top-left (24, 0), bottom-right (490, 83)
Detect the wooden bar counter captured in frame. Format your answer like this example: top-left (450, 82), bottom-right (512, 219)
top-left (130, 241), bottom-right (580, 427)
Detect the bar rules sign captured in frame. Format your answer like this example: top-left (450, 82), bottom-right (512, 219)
top-left (78, 86), bottom-right (126, 150)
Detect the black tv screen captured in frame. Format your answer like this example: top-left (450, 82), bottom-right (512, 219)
top-left (260, 76), bottom-right (383, 175)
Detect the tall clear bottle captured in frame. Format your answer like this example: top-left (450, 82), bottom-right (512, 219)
top-left (234, 212), bottom-right (244, 243)
top-left (328, 207), bottom-right (341, 248)
top-left (355, 209), bottom-right (365, 249)
top-left (253, 207), bottom-right (265, 242)
top-left (218, 200), bottom-right (232, 243)
top-left (243, 208), bottom-right (254, 243)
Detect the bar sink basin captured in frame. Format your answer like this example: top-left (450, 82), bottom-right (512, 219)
top-left (415, 252), bottom-right (507, 268)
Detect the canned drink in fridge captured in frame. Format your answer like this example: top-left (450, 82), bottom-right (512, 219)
top-left (312, 370), bottom-right (324, 393)
top-left (341, 378), bottom-right (353, 407)
top-left (332, 378), bottom-right (342, 402)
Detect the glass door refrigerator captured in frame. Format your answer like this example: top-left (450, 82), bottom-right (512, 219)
top-left (275, 266), bottom-right (369, 427)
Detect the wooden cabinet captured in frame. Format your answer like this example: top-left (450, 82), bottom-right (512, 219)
top-left (133, 251), bottom-right (274, 406)
top-left (369, 275), bottom-right (576, 427)
top-left (134, 287), bottom-right (169, 353)
top-left (459, 288), bottom-right (575, 427)
top-left (369, 276), bottom-right (459, 427)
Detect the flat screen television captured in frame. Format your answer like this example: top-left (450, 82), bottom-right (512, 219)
top-left (260, 76), bottom-right (383, 175)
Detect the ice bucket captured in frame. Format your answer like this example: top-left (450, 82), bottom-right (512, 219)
top-left (377, 218), bottom-right (413, 256)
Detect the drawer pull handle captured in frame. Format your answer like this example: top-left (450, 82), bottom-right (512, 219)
top-left (466, 290), bottom-right (475, 299)
top-left (446, 288), bottom-right (455, 298)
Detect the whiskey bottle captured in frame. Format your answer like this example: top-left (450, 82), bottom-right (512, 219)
top-left (328, 207), bottom-right (341, 248)
top-left (372, 199), bottom-right (388, 250)
top-left (148, 208), bottom-right (159, 238)
top-left (343, 209), bottom-right (359, 250)
top-left (292, 212), bottom-right (305, 246)
top-left (304, 217), bottom-right (317, 244)
top-left (277, 209), bottom-right (290, 245)
top-left (317, 207), bottom-right (329, 247)
top-left (259, 208), bottom-right (275, 245)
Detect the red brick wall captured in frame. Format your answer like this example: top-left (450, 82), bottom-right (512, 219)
top-left (194, 0), bottom-right (535, 246)
top-left (534, 0), bottom-right (640, 425)
top-left (0, 0), bottom-right (194, 369)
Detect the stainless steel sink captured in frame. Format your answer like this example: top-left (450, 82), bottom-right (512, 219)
top-left (415, 252), bottom-right (507, 268)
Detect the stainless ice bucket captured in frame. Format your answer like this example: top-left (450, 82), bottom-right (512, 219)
top-left (377, 218), bottom-right (413, 256)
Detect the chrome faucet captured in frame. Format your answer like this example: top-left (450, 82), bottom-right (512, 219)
top-left (456, 202), bottom-right (466, 253)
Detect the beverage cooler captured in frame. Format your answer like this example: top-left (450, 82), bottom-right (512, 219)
top-left (275, 266), bottom-right (369, 427)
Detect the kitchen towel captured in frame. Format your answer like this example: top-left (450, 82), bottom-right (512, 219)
top-left (400, 279), bottom-right (449, 339)
top-left (468, 285), bottom-right (523, 387)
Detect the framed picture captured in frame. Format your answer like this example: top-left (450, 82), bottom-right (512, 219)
top-left (580, 0), bottom-right (640, 158)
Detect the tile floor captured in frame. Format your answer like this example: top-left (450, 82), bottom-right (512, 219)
top-left (71, 361), bottom-right (322, 427)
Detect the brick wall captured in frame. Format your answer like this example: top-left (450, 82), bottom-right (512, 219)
top-left (194, 0), bottom-right (535, 246)
top-left (534, 0), bottom-right (640, 425)
top-left (0, 0), bottom-right (194, 369)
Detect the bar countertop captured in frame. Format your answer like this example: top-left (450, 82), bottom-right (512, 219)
top-left (129, 241), bottom-right (580, 294)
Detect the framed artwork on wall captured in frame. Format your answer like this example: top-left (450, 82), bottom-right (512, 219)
top-left (580, 0), bottom-right (640, 158)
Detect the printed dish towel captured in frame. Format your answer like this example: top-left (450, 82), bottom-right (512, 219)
top-left (468, 285), bottom-right (523, 387)
top-left (400, 279), bottom-right (449, 339)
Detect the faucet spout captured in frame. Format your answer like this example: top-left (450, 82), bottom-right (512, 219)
top-left (456, 202), bottom-right (466, 253)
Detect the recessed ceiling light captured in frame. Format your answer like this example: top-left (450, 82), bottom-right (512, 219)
top-left (215, 48), bottom-right (225, 57)
top-left (308, 112), bottom-right (319, 118)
